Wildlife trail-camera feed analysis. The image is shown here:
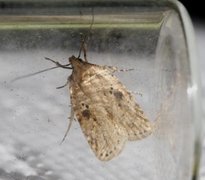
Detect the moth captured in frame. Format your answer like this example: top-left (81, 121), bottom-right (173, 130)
top-left (44, 49), bottom-right (153, 161)
top-left (13, 24), bottom-right (153, 162)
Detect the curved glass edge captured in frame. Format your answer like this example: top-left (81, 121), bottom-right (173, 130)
top-left (169, 1), bottom-right (203, 180)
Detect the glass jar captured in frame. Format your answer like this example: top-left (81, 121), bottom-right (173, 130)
top-left (0, 0), bottom-right (202, 180)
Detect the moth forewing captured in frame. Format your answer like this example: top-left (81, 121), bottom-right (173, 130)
top-left (68, 56), bottom-right (153, 161)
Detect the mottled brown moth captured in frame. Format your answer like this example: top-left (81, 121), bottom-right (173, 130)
top-left (43, 44), bottom-right (153, 161)
top-left (14, 51), bottom-right (153, 161)
top-left (13, 18), bottom-right (153, 162)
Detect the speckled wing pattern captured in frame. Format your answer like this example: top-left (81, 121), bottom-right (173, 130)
top-left (69, 59), bottom-right (153, 161)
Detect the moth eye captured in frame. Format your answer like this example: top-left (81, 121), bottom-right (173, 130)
top-left (86, 104), bottom-right (89, 109)
top-left (81, 103), bottom-right (85, 106)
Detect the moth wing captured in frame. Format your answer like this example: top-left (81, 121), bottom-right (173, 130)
top-left (106, 77), bottom-right (153, 141)
top-left (117, 98), bottom-right (153, 141)
top-left (83, 65), bottom-right (153, 141)
top-left (78, 111), bottom-right (128, 161)
top-left (69, 77), bottom-right (128, 161)
top-left (69, 64), bottom-right (152, 160)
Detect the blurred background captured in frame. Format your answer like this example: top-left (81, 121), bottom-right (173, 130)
top-left (179, 0), bottom-right (205, 179)
top-left (0, 1), bottom-right (204, 179)
top-left (180, 0), bottom-right (205, 22)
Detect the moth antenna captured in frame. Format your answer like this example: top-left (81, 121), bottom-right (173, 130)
top-left (11, 57), bottom-right (72, 83)
top-left (78, 8), bottom-right (94, 62)
top-left (44, 57), bottom-right (71, 69)
top-left (11, 66), bottom-right (60, 82)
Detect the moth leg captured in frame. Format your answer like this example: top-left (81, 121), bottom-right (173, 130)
top-left (82, 38), bottom-right (88, 62)
top-left (81, 33), bottom-right (88, 62)
top-left (118, 68), bottom-right (134, 72)
top-left (60, 106), bottom-right (74, 144)
top-left (131, 91), bottom-right (143, 97)
top-left (56, 76), bottom-right (70, 89)
top-left (78, 34), bottom-right (88, 62)
top-left (104, 66), bottom-right (134, 73)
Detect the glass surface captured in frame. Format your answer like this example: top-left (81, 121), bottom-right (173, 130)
top-left (0, 1), bottom-right (201, 180)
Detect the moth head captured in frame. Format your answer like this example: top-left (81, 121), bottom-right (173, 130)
top-left (69, 55), bottom-right (84, 69)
